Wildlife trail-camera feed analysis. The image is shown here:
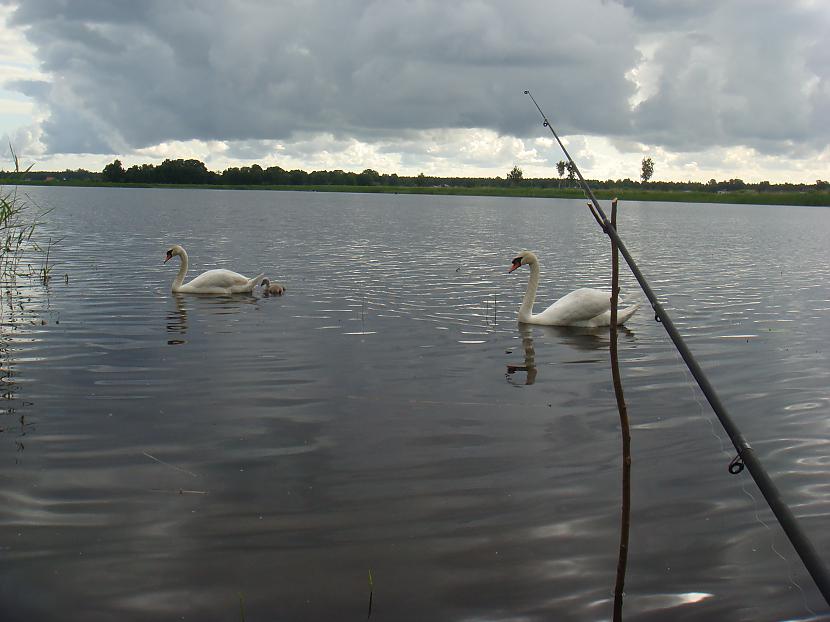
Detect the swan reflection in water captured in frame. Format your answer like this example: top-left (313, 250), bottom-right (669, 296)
top-left (166, 293), bottom-right (261, 345)
top-left (166, 294), bottom-right (189, 345)
top-left (506, 324), bottom-right (537, 385)
top-left (506, 323), bottom-right (635, 385)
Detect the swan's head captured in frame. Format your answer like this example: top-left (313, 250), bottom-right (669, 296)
top-left (164, 245), bottom-right (185, 263)
top-left (261, 278), bottom-right (270, 288)
top-left (509, 251), bottom-right (538, 273)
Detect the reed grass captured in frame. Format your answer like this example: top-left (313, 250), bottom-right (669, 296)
top-left (0, 185), bottom-right (37, 279)
top-left (0, 146), bottom-right (56, 283)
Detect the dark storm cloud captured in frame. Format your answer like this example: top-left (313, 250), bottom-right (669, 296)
top-left (620, 0), bottom-right (720, 24)
top-left (2, 0), bottom-right (639, 153)
top-left (2, 0), bottom-right (828, 156)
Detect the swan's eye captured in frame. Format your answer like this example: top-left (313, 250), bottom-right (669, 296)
top-left (512, 256), bottom-right (523, 266)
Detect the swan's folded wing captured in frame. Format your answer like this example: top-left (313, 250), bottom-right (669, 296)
top-left (542, 288), bottom-right (613, 324)
top-left (228, 273), bottom-right (265, 293)
top-left (185, 268), bottom-right (251, 290)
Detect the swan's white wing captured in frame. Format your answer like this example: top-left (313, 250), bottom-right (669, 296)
top-left (184, 269), bottom-right (251, 290)
top-left (615, 303), bottom-right (640, 325)
top-left (228, 273), bottom-right (265, 294)
top-left (573, 303), bottom-right (640, 327)
top-left (534, 288), bottom-right (612, 325)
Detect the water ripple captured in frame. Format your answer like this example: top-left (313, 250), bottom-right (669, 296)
top-left (0, 188), bottom-right (827, 620)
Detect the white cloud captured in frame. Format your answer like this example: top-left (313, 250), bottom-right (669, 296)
top-left (0, 3), bottom-right (49, 161)
top-left (630, 1), bottom-right (830, 153)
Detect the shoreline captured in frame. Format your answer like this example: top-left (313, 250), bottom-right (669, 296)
top-left (4, 179), bottom-right (829, 207)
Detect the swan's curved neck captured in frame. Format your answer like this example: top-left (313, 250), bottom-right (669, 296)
top-left (519, 260), bottom-right (540, 322)
top-left (172, 249), bottom-right (189, 291)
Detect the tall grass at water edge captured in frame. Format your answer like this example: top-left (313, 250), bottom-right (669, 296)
top-left (1, 148), bottom-right (56, 432)
top-left (1, 148), bottom-right (55, 284)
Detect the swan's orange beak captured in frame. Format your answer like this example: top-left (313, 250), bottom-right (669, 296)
top-left (508, 259), bottom-right (521, 273)
top-left (164, 253), bottom-right (172, 263)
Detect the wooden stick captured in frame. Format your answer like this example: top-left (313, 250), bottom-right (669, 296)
top-left (610, 198), bottom-right (632, 622)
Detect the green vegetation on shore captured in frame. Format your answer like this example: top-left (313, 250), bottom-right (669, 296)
top-left (4, 178), bottom-right (828, 207)
top-left (1, 157), bottom-right (828, 207)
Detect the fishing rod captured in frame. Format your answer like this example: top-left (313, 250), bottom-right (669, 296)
top-left (523, 90), bottom-right (830, 606)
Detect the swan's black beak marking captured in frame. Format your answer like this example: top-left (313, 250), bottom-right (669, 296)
top-left (508, 256), bottom-right (523, 273)
top-left (164, 250), bottom-right (173, 263)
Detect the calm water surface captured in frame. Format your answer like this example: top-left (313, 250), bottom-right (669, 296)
top-left (1, 186), bottom-right (829, 621)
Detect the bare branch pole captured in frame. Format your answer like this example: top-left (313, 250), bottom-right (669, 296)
top-left (608, 198), bottom-right (631, 622)
top-left (524, 90), bottom-right (830, 605)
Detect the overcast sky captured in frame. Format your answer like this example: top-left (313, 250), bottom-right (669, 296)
top-left (1, 0), bottom-right (828, 182)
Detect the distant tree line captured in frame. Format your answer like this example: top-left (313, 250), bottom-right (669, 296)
top-left (98, 158), bottom-right (506, 188)
top-left (1, 158), bottom-right (827, 194)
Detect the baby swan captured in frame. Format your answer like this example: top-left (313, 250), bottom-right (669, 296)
top-left (261, 278), bottom-right (286, 296)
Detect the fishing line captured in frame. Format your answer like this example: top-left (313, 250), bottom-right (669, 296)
top-left (741, 484), bottom-right (818, 617)
top-left (677, 356), bottom-right (816, 616)
top-left (524, 90), bottom-right (830, 606)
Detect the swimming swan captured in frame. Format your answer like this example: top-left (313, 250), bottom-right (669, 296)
top-left (164, 244), bottom-right (264, 294)
top-left (509, 251), bottom-right (639, 327)
top-left (261, 278), bottom-right (286, 296)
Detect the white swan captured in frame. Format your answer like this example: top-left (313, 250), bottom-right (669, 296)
top-left (164, 244), bottom-right (264, 295)
top-left (509, 251), bottom-right (639, 327)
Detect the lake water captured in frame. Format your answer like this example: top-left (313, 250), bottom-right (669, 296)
top-left (1, 186), bottom-right (829, 621)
